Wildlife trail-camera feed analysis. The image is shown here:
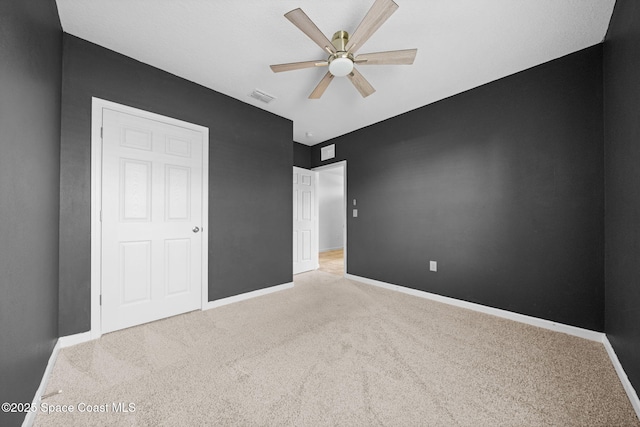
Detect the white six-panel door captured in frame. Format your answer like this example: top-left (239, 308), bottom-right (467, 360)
top-left (293, 167), bottom-right (318, 274)
top-left (101, 108), bottom-right (203, 333)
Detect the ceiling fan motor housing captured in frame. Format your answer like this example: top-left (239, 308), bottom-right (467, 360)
top-left (328, 30), bottom-right (354, 76)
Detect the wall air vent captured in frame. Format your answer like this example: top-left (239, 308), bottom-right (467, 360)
top-left (250, 89), bottom-right (276, 104)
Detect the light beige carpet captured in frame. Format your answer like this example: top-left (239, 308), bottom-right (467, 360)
top-left (35, 271), bottom-right (639, 426)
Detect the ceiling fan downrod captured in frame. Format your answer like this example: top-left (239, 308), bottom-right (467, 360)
top-left (328, 31), bottom-right (354, 77)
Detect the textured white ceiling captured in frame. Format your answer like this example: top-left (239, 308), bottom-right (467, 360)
top-left (55, 0), bottom-right (615, 145)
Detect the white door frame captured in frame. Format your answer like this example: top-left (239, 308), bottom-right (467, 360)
top-left (90, 97), bottom-right (209, 339)
top-left (313, 161), bottom-right (347, 275)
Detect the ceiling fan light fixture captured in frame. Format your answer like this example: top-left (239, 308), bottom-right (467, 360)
top-left (328, 56), bottom-right (354, 77)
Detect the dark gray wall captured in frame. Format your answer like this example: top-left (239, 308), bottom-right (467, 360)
top-left (604, 0), bottom-right (640, 397)
top-left (293, 142), bottom-right (312, 169)
top-left (59, 35), bottom-right (292, 335)
top-left (312, 46), bottom-right (604, 331)
top-left (0, 0), bottom-right (62, 425)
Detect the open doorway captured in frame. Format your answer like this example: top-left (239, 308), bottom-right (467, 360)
top-left (314, 161), bottom-right (346, 276)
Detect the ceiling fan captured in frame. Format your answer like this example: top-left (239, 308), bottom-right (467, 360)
top-left (270, 0), bottom-right (417, 99)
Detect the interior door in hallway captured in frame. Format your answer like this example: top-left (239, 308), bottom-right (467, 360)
top-left (101, 108), bottom-right (204, 333)
top-left (293, 167), bottom-right (318, 274)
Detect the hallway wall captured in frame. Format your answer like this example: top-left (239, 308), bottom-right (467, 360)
top-left (318, 169), bottom-right (345, 252)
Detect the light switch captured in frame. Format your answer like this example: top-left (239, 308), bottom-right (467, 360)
top-left (353, 199), bottom-right (357, 206)
top-left (353, 209), bottom-right (358, 218)
top-left (430, 261), bottom-right (437, 272)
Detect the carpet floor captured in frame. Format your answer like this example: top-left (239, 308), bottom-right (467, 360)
top-left (35, 271), bottom-right (639, 426)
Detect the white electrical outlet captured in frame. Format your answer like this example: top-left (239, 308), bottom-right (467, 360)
top-left (353, 209), bottom-right (358, 218)
top-left (430, 261), bottom-right (437, 272)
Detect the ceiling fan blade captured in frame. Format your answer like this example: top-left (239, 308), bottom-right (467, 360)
top-left (309, 72), bottom-right (335, 99)
top-left (285, 8), bottom-right (336, 54)
top-left (347, 68), bottom-right (376, 97)
top-left (270, 60), bottom-right (328, 73)
top-left (355, 48), bottom-right (417, 65)
top-left (345, 0), bottom-right (399, 54)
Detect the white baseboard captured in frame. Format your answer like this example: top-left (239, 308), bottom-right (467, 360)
top-left (58, 331), bottom-right (94, 348)
top-left (320, 246), bottom-right (343, 252)
top-left (22, 340), bottom-right (61, 427)
top-left (58, 283), bottom-right (296, 343)
top-left (203, 281), bottom-right (294, 310)
top-left (345, 274), bottom-right (603, 342)
top-left (602, 336), bottom-right (640, 420)
top-left (23, 331), bottom-right (95, 425)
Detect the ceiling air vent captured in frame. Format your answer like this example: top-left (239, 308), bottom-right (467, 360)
top-left (250, 89), bottom-right (276, 104)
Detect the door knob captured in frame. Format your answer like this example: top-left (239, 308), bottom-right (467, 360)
top-left (192, 226), bottom-right (200, 233)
